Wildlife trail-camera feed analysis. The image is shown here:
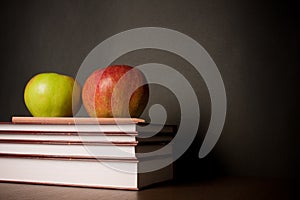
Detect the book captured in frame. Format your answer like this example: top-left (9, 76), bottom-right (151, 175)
top-left (0, 116), bottom-right (143, 133)
top-left (0, 132), bottom-right (174, 143)
top-left (0, 131), bottom-right (138, 142)
top-left (0, 153), bottom-right (173, 190)
top-left (0, 129), bottom-right (175, 143)
top-left (0, 123), bottom-right (137, 133)
top-left (0, 140), bottom-right (172, 158)
top-left (0, 118), bottom-right (176, 143)
top-left (0, 117), bottom-right (175, 190)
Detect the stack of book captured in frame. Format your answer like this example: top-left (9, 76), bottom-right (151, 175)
top-left (0, 117), bottom-right (176, 190)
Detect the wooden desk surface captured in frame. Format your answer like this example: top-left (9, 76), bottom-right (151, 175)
top-left (0, 177), bottom-right (295, 200)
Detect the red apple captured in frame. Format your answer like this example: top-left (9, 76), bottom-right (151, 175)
top-left (82, 65), bottom-right (149, 118)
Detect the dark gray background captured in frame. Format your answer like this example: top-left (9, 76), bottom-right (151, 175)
top-left (0, 0), bottom-right (298, 180)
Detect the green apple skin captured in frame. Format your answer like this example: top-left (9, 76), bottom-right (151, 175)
top-left (24, 73), bottom-right (81, 117)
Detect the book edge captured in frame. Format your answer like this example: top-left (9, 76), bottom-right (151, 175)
top-left (12, 117), bottom-right (145, 125)
top-left (0, 180), bottom-right (139, 190)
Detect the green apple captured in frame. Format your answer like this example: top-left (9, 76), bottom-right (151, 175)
top-left (24, 73), bottom-right (81, 117)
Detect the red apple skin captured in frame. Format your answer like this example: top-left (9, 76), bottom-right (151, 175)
top-left (82, 65), bottom-right (149, 118)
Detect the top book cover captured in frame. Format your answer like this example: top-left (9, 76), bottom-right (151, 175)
top-left (11, 117), bottom-right (145, 125)
top-left (0, 117), bottom-right (176, 136)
